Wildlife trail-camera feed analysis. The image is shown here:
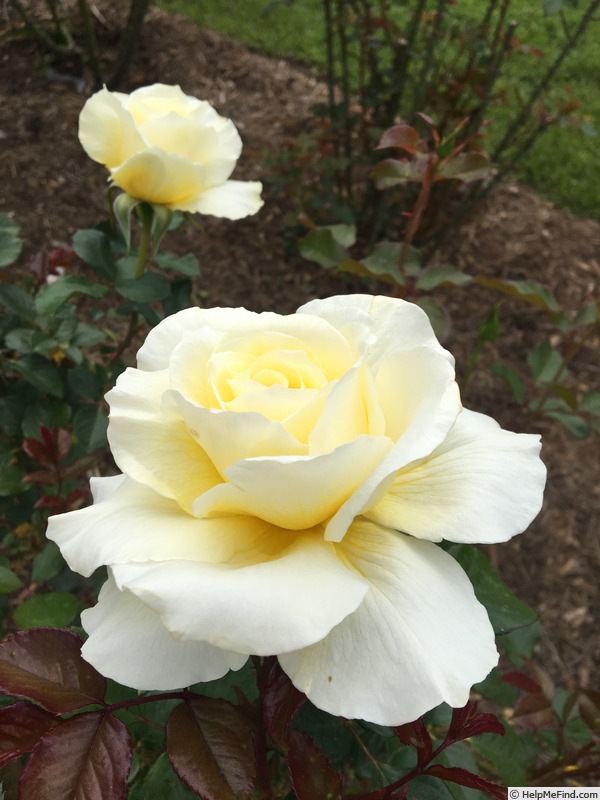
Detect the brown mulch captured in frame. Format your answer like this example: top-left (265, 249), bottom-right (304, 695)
top-left (1, 5), bottom-right (599, 691)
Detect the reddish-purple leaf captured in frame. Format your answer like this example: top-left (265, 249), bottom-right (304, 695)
top-left (287, 730), bottom-right (342, 800)
top-left (23, 470), bottom-right (58, 486)
top-left (19, 711), bottom-right (131, 800)
top-left (447, 701), bottom-right (505, 743)
top-left (22, 438), bottom-right (54, 467)
top-left (0, 702), bottom-right (58, 767)
top-left (166, 696), bottom-right (255, 800)
top-left (394, 717), bottom-right (432, 767)
top-left (262, 662), bottom-right (305, 750)
top-left (512, 692), bottom-right (554, 731)
top-left (0, 628), bottom-right (106, 713)
top-left (426, 764), bottom-right (507, 800)
top-left (502, 670), bottom-right (541, 695)
top-left (375, 124), bottom-right (421, 153)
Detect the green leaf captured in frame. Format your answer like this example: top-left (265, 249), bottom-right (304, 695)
top-left (72, 406), bottom-right (108, 452)
top-left (13, 592), bottom-right (80, 629)
top-left (35, 276), bottom-right (108, 317)
top-left (372, 157), bottom-right (426, 188)
top-left (130, 754), bottom-right (198, 800)
top-left (580, 390), bottom-right (600, 415)
top-left (116, 272), bottom-right (171, 303)
top-left (415, 297), bottom-right (450, 341)
top-left (31, 542), bottom-right (65, 583)
top-left (476, 277), bottom-right (559, 311)
top-left (0, 284), bottom-right (36, 323)
top-left (490, 363), bottom-right (525, 404)
top-left (0, 452), bottom-right (26, 496)
top-left (0, 215), bottom-right (23, 267)
top-left (478, 305), bottom-right (501, 343)
top-left (448, 544), bottom-right (537, 634)
top-left (528, 339), bottom-right (563, 383)
top-left (299, 225), bottom-right (355, 269)
top-left (5, 328), bottom-right (36, 354)
top-left (0, 565), bottom-right (23, 594)
top-left (544, 411), bottom-right (589, 438)
top-left (155, 252), bottom-right (201, 276)
top-left (416, 265), bottom-right (472, 291)
top-left (72, 229), bottom-right (117, 280)
top-left (471, 725), bottom-right (536, 786)
top-left (67, 366), bottom-right (102, 401)
top-left (13, 355), bottom-right (64, 398)
top-left (437, 152), bottom-right (491, 183)
top-left (21, 399), bottom-right (70, 440)
top-left (360, 241), bottom-right (405, 284)
top-left (0, 395), bottom-right (25, 436)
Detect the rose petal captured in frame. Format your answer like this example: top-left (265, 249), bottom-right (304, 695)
top-left (78, 87), bottom-right (146, 168)
top-left (136, 307), bottom-right (257, 372)
top-left (106, 368), bottom-right (220, 511)
top-left (81, 574), bottom-right (247, 690)
top-left (180, 180), bottom-right (264, 219)
top-left (192, 435), bottom-right (393, 530)
top-left (137, 110), bottom-right (242, 183)
top-left (172, 392), bottom-right (307, 474)
top-left (124, 84), bottom-right (210, 121)
top-left (110, 149), bottom-right (207, 208)
top-left (46, 477), bottom-right (270, 577)
top-left (298, 294), bottom-right (453, 367)
top-left (366, 408), bottom-right (546, 543)
top-left (309, 364), bottom-right (386, 454)
top-left (324, 348), bottom-right (460, 542)
top-left (111, 534), bottom-right (369, 655)
top-left (279, 520), bottom-right (498, 725)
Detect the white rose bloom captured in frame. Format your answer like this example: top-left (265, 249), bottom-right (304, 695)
top-left (78, 83), bottom-right (263, 219)
top-left (47, 295), bottom-right (546, 725)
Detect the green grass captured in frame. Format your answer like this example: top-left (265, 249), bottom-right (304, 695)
top-left (157, 0), bottom-right (600, 219)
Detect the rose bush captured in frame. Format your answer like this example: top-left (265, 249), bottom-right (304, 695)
top-left (78, 83), bottom-right (263, 219)
top-left (47, 295), bottom-right (546, 725)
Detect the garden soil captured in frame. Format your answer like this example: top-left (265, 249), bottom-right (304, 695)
top-left (1, 5), bottom-right (599, 694)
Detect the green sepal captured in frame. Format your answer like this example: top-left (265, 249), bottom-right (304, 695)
top-left (113, 193), bottom-right (143, 251)
top-left (149, 203), bottom-right (174, 257)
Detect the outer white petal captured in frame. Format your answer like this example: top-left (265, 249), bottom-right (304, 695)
top-left (46, 477), bottom-right (270, 577)
top-left (106, 368), bottom-right (220, 511)
top-left (81, 574), bottom-right (247, 690)
top-left (279, 520), bottom-right (498, 725)
top-left (136, 307), bottom-right (257, 372)
top-left (192, 435), bottom-right (394, 530)
top-left (181, 180), bottom-right (264, 219)
top-left (366, 408), bottom-right (546, 543)
top-left (111, 534), bottom-right (369, 655)
top-left (78, 87), bottom-right (146, 168)
top-left (324, 348), bottom-right (460, 542)
top-left (297, 295), bottom-right (453, 367)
